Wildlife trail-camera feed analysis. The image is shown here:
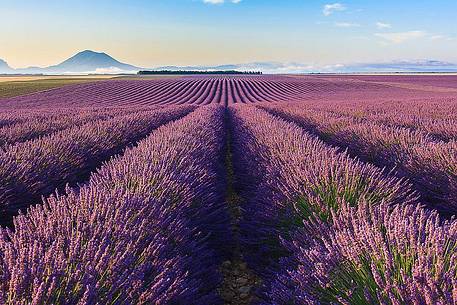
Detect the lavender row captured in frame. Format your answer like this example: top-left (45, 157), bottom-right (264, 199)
top-left (0, 105), bottom-right (231, 304)
top-left (356, 97), bottom-right (456, 120)
top-left (262, 104), bottom-right (457, 215)
top-left (0, 77), bottom-right (312, 108)
top-left (0, 114), bottom-right (22, 129)
top-left (269, 200), bottom-right (457, 305)
top-left (0, 107), bottom-right (151, 148)
top-left (304, 96), bottom-right (457, 120)
top-left (303, 101), bottom-right (457, 142)
top-left (0, 109), bottom-right (68, 129)
top-left (364, 113), bottom-right (457, 142)
top-left (0, 107), bottom-right (145, 129)
top-left (0, 105), bottom-right (193, 224)
top-left (0, 75), bottom-right (422, 108)
top-left (228, 105), bottom-right (419, 301)
top-left (351, 112), bottom-right (457, 142)
top-left (230, 105), bottom-right (456, 304)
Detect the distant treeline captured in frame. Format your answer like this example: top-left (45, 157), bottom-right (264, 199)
top-left (138, 70), bottom-right (263, 75)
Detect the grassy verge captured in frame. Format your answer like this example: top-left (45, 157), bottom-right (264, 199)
top-left (0, 78), bottom-right (108, 98)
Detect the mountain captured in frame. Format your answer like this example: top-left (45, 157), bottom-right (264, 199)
top-left (12, 50), bottom-right (141, 74)
top-left (45, 50), bottom-right (140, 73)
top-left (0, 59), bottom-right (13, 73)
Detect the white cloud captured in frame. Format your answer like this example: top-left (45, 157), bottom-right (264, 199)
top-left (430, 35), bottom-right (445, 40)
top-left (335, 22), bottom-right (360, 28)
top-left (376, 22), bottom-right (391, 29)
top-left (375, 31), bottom-right (426, 44)
top-left (323, 3), bottom-right (346, 16)
top-left (430, 35), bottom-right (454, 41)
top-left (59, 67), bottom-right (139, 75)
top-left (203, 0), bottom-right (241, 4)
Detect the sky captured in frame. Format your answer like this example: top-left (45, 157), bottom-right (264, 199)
top-left (1, 0), bottom-right (457, 69)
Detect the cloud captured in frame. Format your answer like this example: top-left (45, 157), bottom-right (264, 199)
top-left (430, 35), bottom-right (454, 41)
top-left (335, 22), bottom-right (360, 28)
top-left (58, 67), bottom-right (139, 75)
top-left (323, 3), bottom-right (346, 16)
top-left (430, 35), bottom-right (445, 40)
top-left (151, 60), bottom-right (457, 74)
top-left (375, 31), bottom-right (426, 44)
top-left (376, 22), bottom-right (391, 29)
top-left (203, 0), bottom-right (241, 4)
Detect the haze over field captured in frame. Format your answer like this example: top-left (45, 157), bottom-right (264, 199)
top-left (3, 50), bottom-right (457, 75)
top-left (1, 0), bottom-right (457, 74)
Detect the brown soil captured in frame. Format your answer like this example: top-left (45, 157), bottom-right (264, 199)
top-left (218, 125), bottom-right (262, 304)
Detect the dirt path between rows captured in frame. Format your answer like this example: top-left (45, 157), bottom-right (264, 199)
top-left (217, 112), bottom-right (261, 304)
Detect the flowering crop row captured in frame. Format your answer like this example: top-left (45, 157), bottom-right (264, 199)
top-left (262, 103), bottom-right (457, 215)
top-left (0, 105), bottom-right (231, 304)
top-left (3, 75), bottom-right (445, 108)
top-left (0, 106), bottom-right (193, 225)
top-left (300, 99), bottom-right (457, 142)
top-left (0, 107), bottom-right (152, 148)
top-left (229, 105), bottom-right (456, 304)
top-left (0, 77), bottom-right (311, 107)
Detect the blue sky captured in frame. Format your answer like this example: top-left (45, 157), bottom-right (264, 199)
top-left (1, 0), bottom-right (457, 68)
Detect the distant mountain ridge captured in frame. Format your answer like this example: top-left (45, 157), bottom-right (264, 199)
top-left (45, 50), bottom-right (140, 73)
top-left (155, 60), bottom-right (457, 74)
top-left (1, 50), bottom-right (457, 74)
top-left (1, 50), bottom-right (141, 74)
top-left (0, 59), bottom-right (13, 73)
top-left (339, 60), bottom-right (457, 73)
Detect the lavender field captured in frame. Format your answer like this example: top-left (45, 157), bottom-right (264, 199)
top-left (0, 75), bottom-right (456, 304)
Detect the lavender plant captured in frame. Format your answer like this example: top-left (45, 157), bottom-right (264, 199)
top-left (0, 105), bottom-right (230, 304)
top-left (229, 105), bottom-right (417, 301)
top-left (268, 200), bottom-right (457, 305)
top-left (0, 106), bottom-right (193, 223)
